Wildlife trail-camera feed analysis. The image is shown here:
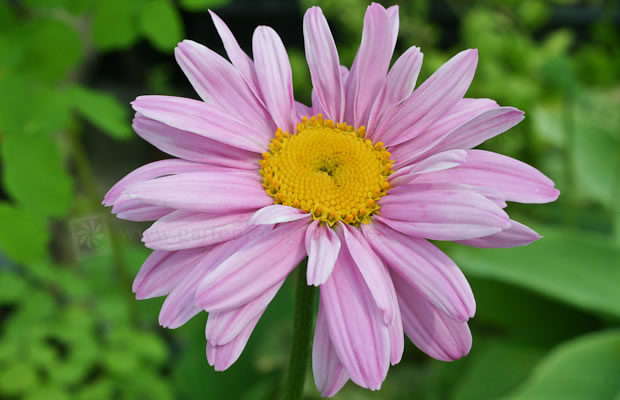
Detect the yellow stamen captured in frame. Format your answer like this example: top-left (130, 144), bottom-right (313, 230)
top-left (259, 116), bottom-right (394, 226)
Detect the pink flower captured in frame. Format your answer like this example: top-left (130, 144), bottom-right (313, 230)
top-left (104, 3), bottom-right (559, 396)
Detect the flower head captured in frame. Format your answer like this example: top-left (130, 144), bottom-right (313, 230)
top-left (104, 3), bottom-right (559, 396)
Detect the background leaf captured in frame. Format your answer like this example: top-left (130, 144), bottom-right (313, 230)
top-left (69, 86), bottom-right (131, 139)
top-left (449, 225), bottom-right (620, 318)
top-left (139, 0), bottom-right (184, 52)
top-left (1, 135), bottom-right (74, 217)
top-left (0, 203), bottom-right (49, 264)
top-left (179, 0), bottom-right (229, 11)
top-left (503, 331), bottom-right (620, 400)
top-left (92, 0), bottom-right (139, 50)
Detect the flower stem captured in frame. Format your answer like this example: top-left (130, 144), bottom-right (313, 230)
top-left (283, 259), bottom-right (316, 400)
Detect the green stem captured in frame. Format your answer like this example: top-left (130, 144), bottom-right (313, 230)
top-left (283, 259), bottom-right (317, 400)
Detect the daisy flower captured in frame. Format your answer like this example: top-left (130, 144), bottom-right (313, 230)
top-left (104, 3), bottom-right (559, 396)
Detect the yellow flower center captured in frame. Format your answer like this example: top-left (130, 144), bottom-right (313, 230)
top-left (259, 114), bottom-right (394, 226)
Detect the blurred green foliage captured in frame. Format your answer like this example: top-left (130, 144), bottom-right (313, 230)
top-left (0, 0), bottom-right (619, 399)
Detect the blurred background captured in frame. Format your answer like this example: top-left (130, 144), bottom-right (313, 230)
top-left (1, 0), bottom-right (619, 399)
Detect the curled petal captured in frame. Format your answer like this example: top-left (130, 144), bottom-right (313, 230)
top-left (313, 304), bottom-right (349, 397)
top-left (206, 314), bottom-right (259, 371)
top-left (394, 277), bottom-right (472, 361)
top-left (133, 248), bottom-right (207, 300)
top-left (340, 223), bottom-right (398, 325)
top-left (111, 193), bottom-right (173, 221)
top-left (305, 220), bottom-right (341, 286)
top-left (206, 279), bottom-right (284, 345)
top-left (456, 219), bottom-right (541, 248)
top-left (390, 149), bottom-right (467, 186)
top-left (249, 205), bottom-right (310, 225)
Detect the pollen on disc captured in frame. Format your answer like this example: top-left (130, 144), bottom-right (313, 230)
top-left (259, 114), bottom-right (394, 226)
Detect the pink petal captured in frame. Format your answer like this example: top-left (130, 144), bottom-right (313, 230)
top-left (456, 219), bottom-right (541, 248)
top-left (111, 193), bottom-right (173, 221)
top-left (253, 26), bottom-right (297, 133)
top-left (195, 220), bottom-right (307, 312)
top-left (142, 210), bottom-right (254, 251)
top-left (313, 304), bottom-right (349, 397)
top-left (303, 7), bottom-right (345, 122)
top-left (132, 95), bottom-right (269, 152)
top-left (206, 314), bottom-right (259, 371)
top-left (392, 98), bottom-right (499, 166)
top-left (104, 159), bottom-right (215, 206)
top-left (427, 107), bottom-right (524, 154)
top-left (413, 150), bottom-right (560, 203)
top-left (249, 205), bottom-right (310, 225)
top-left (124, 171), bottom-right (272, 214)
top-left (305, 220), bottom-right (341, 286)
top-left (208, 10), bottom-right (263, 102)
top-left (375, 49), bottom-right (479, 146)
top-left (362, 222), bottom-right (475, 323)
top-left (346, 3), bottom-right (395, 127)
top-left (387, 284), bottom-right (404, 366)
top-left (132, 114), bottom-right (259, 169)
top-left (390, 149), bottom-right (467, 186)
top-left (340, 223), bottom-right (398, 325)
top-left (133, 248), bottom-right (207, 300)
top-left (367, 46), bottom-right (423, 138)
top-left (394, 277), bottom-right (472, 361)
top-left (158, 230), bottom-right (263, 328)
top-left (320, 242), bottom-right (390, 390)
top-left (206, 279), bottom-right (284, 345)
top-left (379, 183), bottom-right (511, 240)
top-left (295, 101), bottom-right (313, 119)
top-left (386, 6), bottom-right (400, 48)
top-left (174, 40), bottom-right (275, 135)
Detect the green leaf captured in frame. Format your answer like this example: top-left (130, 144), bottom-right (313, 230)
top-left (453, 340), bottom-right (545, 400)
top-left (139, 0), bottom-right (183, 52)
top-left (69, 86), bottom-right (131, 139)
top-left (92, 0), bottom-right (139, 50)
top-left (0, 75), bottom-right (71, 138)
top-left (503, 331), bottom-right (620, 400)
top-left (180, 0), bottom-right (229, 11)
top-left (2, 135), bottom-right (74, 217)
top-left (0, 270), bottom-right (29, 303)
top-left (0, 203), bottom-right (50, 264)
top-left (469, 277), bottom-right (598, 345)
top-left (0, 362), bottom-right (39, 396)
top-left (0, 33), bottom-right (25, 71)
top-left (19, 18), bottom-right (83, 82)
top-left (448, 225), bottom-right (620, 318)
top-left (22, 0), bottom-right (68, 9)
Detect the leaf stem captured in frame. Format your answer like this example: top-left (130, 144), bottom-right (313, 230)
top-left (283, 259), bottom-right (316, 400)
